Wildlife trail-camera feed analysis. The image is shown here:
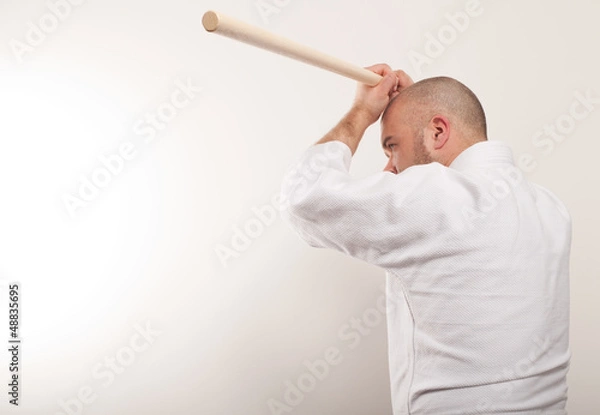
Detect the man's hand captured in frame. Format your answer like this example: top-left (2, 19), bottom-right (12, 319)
top-left (314, 65), bottom-right (413, 155)
top-left (352, 64), bottom-right (414, 125)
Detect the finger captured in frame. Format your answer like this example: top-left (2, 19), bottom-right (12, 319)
top-left (379, 72), bottom-right (399, 94)
top-left (393, 70), bottom-right (415, 88)
top-left (365, 63), bottom-right (393, 77)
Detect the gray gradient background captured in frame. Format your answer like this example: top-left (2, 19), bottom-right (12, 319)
top-left (0, 0), bottom-right (598, 414)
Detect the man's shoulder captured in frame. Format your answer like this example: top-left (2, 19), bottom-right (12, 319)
top-left (528, 181), bottom-right (572, 224)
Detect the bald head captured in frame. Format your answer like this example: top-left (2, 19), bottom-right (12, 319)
top-left (382, 76), bottom-right (487, 143)
top-left (379, 77), bottom-right (488, 174)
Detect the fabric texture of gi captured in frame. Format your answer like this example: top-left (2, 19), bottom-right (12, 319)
top-left (279, 139), bottom-right (571, 415)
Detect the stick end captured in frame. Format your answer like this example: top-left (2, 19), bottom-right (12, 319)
top-left (202, 11), bottom-right (220, 32)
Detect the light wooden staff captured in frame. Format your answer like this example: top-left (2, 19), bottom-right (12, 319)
top-left (202, 10), bottom-right (383, 86)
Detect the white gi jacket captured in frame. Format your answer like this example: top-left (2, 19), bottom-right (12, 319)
top-left (279, 139), bottom-right (571, 415)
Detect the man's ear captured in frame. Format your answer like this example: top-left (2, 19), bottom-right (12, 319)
top-left (430, 115), bottom-right (450, 150)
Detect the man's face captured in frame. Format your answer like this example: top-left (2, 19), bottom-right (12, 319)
top-left (380, 101), bottom-right (433, 174)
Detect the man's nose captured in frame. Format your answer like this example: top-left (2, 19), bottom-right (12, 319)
top-left (383, 158), bottom-right (397, 174)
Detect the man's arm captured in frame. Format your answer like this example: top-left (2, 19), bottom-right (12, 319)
top-left (279, 64), bottom-right (423, 266)
top-left (315, 106), bottom-right (373, 156)
top-left (314, 64), bottom-right (413, 155)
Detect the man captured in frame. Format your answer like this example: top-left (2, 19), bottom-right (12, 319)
top-left (279, 64), bottom-right (571, 414)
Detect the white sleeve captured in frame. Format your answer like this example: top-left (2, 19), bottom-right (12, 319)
top-left (278, 140), bottom-right (452, 268)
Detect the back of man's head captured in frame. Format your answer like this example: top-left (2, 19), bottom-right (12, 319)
top-left (383, 76), bottom-right (488, 144)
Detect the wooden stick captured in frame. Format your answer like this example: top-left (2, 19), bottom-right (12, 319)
top-left (202, 10), bottom-right (383, 86)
